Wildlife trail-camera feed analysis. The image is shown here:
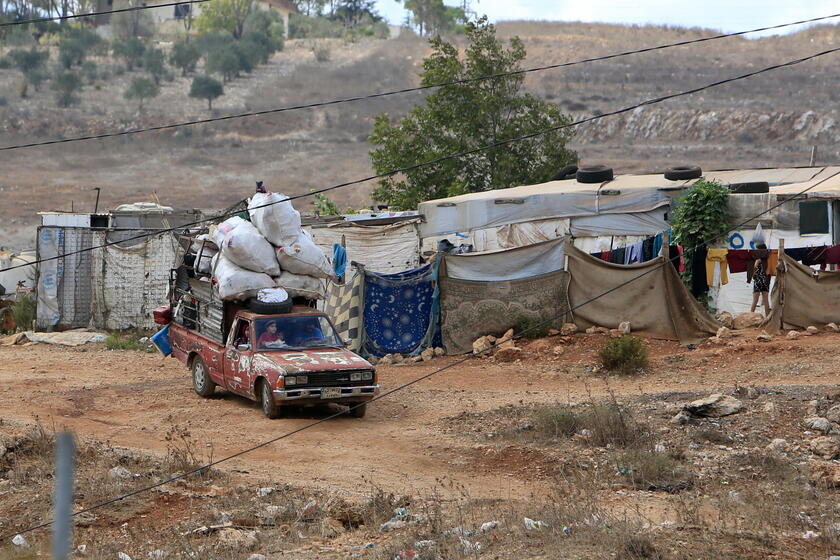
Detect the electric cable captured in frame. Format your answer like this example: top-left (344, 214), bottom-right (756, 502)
top-left (0, 0), bottom-right (210, 28)
top-left (1, 11), bottom-right (838, 151)
top-left (2, 43), bottom-right (839, 274)
top-left (3, 167), bottom-right (837, 543)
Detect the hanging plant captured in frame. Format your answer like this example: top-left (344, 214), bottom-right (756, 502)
top-left (670, 180), bottom-right (730, 292)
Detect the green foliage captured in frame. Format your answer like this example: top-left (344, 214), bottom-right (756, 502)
top-left (105, 332), bottom-right (155, 352)
top-left (57, 27), bottom-right (100, 68)
top-left (142, 47), bottom-right (166, 84)
top-left (52, 70), bottom-right (82, 107)
top-left (195, 0), bottom-right (255, 39)
top-left (241, 30), bottom-right (281, 64)
top-left (311, 41), bottom-right (330, 62)
top-left (401, 0), bottom-right (465, 35)
top-left (288, 13), bottom-right (346, 38)
top-left (598, 335), bottom-right (649, 375)
top-left (80, 60), bottom-right (97, 84)
top-left (532, 405), bottom-right (581, 437)
top-left (516, 315), bottom-right (552, 339)
top-left (26, 67), bottom-right (47, 90)
top-left (189, 75), bottom-right (224, 109)
top-left (530, 400), bottom-right (646, 448)
top-left (313, 193), bottom-right (341, 216)
top-left (369, 18), bottom-right (577, 210)
top-left (124, 76), bottom-right (159, 110)
top-left (11, 293), bottom-right (35, 331)
top-left (244, 8), bottom-right (285, 50)
top-left (112, 37), bottom-right (146, 71)
top-left (8, 47), bottom-right (49, 74)
top-left (110, 7), bottom-right (156, 40)
top-left (170, 39), bottom-right (201, 76)
top-left (206, 43), bottom-right (247, 81)
top-left (0, 56), bottom-right (11, 69)
top-left (670, 179), bottom-right (730, 290)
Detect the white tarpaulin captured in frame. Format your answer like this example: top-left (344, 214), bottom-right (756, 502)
top-left (569, 209), bottom-right (669, 237)
top-left (307, 220), bottom-right (420, 274)
top-left (443, 237), bottom-right (566, 281)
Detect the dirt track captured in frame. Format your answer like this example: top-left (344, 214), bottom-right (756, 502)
top-left (1, 330), bottom-right (839, 500)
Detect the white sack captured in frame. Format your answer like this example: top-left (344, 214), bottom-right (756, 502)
top-left (249, 192), bottom-right (301, 246)
top-left (192, 234), bottom-right (218, 275)
top-left (276, 230), bottom-right (332, 278)
top-left (274, 271), bottom-right (325, 299)
top-left (213, 254), bottom-right (275, 301)
top-left (257, 287), bottom-right (289, 303)
top-left (212, 216), bottom-right (280, 276)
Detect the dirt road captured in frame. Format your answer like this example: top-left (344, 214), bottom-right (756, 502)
top-left (1, 330), bottom-right (839, 500)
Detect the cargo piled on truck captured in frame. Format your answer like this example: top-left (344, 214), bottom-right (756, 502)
top-left (154, 186), bottom-right (378, 419)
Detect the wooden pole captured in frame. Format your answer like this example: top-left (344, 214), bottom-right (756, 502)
top-left (809, 146), bottom-right (818, 166)
top-left (662, 231), bottom-right (670, 261)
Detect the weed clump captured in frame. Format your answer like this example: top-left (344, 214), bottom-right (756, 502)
top-left (105, 332), bottom-right (155, 352)
top-left (531, 400), bottom-right (647, 448)
top-left (11, 293), bottom-right (35, 332)
top-left (617, 449), bottom-right (690, 492)
top-left (598, 335), bottom-right (648, 374)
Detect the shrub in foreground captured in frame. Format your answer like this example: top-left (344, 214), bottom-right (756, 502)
top-left (598, 335), bottom-right (648, 375)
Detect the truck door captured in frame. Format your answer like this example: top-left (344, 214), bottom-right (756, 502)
top-left (224, 318), bottom-right (254, 397)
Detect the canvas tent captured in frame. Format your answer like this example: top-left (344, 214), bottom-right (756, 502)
top-left (307, 219), bottom-right (421, 275)
top-left (565, 244), bottom-right (719, 344)
top-left (764, 251), bottom-right (840, 332)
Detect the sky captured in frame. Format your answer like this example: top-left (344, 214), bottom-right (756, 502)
top-left (374, 1), bottom-right (840, 37)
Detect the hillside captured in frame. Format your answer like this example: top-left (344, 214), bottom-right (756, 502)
top-left (1, 21), bottom-right (839, 250)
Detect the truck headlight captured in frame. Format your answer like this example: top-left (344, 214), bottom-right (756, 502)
top-left (285, 376), bottom-right (297, 385)
top-left (362, 371), bottom-right (373, 381)
top-left (350, 372), bottom-right (362, 381)
top-left (296, 375), bottom-right (308, 385)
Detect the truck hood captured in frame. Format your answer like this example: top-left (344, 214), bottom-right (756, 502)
top-left (253, 347), bottom-right (373, 374)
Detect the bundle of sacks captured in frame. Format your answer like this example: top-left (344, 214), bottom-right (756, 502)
top-left (200, 192), bottom-right (332, 301)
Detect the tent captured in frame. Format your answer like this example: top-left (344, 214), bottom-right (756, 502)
top-left (307, 219), bottom-right (421, 275)
top-left (765, 251), bottom-right (840, 332)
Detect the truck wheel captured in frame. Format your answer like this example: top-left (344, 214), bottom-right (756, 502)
top-left (349, 403), bottom-right (367, 418)
top-left (260, 379), bottom-right (280, 419)
top-left (192, 356), bottom-right (216, 397)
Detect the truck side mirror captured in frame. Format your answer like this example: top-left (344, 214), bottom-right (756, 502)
top-left (237, 343), bottom-right (251, 351)
top-left (343, 338), bottom-right (352, 347)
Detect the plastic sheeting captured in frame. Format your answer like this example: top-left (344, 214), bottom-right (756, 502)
top-left (440, 269), bottom-right (571, 354)
top-left (566, 244), bottom-right (719, 344)
top-left (569, 209), bottom-right (669, 237)
top-left (442, 237), bottom-right (566, 281)
top-left (361, 264), bottom-right (439, 357)
top-left (308, 220), bottom-right (420, 274)
top-left (765, 251), bottom-right (840, 331)
top-left (323, 272), bottom-right (363, 352)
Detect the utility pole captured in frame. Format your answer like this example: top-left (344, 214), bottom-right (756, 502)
top-left (52, 432), bottom-right (75, 560)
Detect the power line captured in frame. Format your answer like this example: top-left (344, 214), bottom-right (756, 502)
top-left (3, 167), bottom-right (837, 543)
top-left (0, 0), bottom-right (210, 28)
top-left (1, 11), bottom-right (839, 152)
top-left (2, 43), bottom-right (839, 275)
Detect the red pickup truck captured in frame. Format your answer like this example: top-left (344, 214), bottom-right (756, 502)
top-left (167, 276), bottom-right (378, 419)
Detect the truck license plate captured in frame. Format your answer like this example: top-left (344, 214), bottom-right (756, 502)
top-left (321, 387), bottom-right (341, 399)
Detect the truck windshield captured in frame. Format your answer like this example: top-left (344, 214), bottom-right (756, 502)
top-left (254, 316), bottom-right (343, 350)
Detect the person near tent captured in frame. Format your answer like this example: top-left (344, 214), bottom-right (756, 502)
top-left (749, 242), bottom-right (771, 315)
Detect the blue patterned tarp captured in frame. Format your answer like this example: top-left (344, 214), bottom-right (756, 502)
top-left (362, 262), bottom-right (440, 357)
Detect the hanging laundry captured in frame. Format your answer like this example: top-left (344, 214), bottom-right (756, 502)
top-left (726, 249), bottom-right (751, 274)
top-left (600, 250), bottom-right (611, 262)
top-left (642, 237), bottom-right (654, 262)
top-left (825, 244), bottom-right (840, 265)
top-left (689, 246), bottom-right (708, 297)
top-left (652, 233), bottom-right (663, 259)
top-left (784, 247), bottom-right (808, 262)
top-left (677, 246), bottom-right (685, 272)
top-left (802, 246), bottom-right (828, 266)
top-left (609, 247), bottom-right (625, 264)
top-left (705, 248), bottom-right (729, 286)
top-left (625, 241), bottom-right (643, 264)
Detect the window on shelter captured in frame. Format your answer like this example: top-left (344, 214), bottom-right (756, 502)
top-left (799, 201), bottom-right (829, 234)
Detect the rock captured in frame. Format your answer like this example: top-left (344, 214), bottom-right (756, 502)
top-left (717, 311), bottom-right (734, 329)
top-left (585, 326), bottom-right (599, 335)
top-left (809, 462), bottom-right (840, 488)
top-left (12, 535), bottom-right (28, 548)
top-left (766, 438), bottom-right (788, 452)
top-left (147, 551), bottom-right (166, 559)
top-left (108, 466), bottom-right (133, 480)
top-left (420, 348), bottom-right (435, 362)
top-left (826, 323), bottom-right (840, 333)
top-left (670, 410), bottom-right (693, 425)
top-left (596, 327), bottom-right (610, 334)
top-left (547, 328), bottom-right (560, 336)
top-left (807, 400), bottom-right (820, 415)
top-left (392, 354), bottom-right (404, 363)
top-left (247, 555), bottom-right (267, 560)
top-left (618, 321), bottom-right (631, 335)
top-left (408, 355), bottom-right (423, 363)
top-left (117, 553), bottom-right (132, 560)
top-left (434, 347), bottom-right (445, 357)
top-left (552, 345), bottom-right (565, 356)
top-left (825, 405), bottom-right (840, 424)
top-left (560, 323), bottom-right (578, 336)
top-left (762, 402), bottom-right (777, 414)
top-left (217, 528), bottom-right (258, 550)
top-left (76, 545), bottom-right (88, 555)
top-left (804, 417), bottom-right (835, 434)
top-left (706, 336), bottom-right (724, 345)
top-left (494, 347), bottom-right (523, 363)
top-left (716, 326), bottom-right (732, 339)
top-left (378, 355), bottom-right (394, 366)
top-left (746, 386), bottom-right (761, 399)
top-left (609, 329), bottom-right (623, 338)
top-left (757, 332), bottom-right (772, 342)
top-left (733, 312), bottom-right (764, 330)
top-left (472, 336), bottom-right (493, 354)
top-left (809, 436), bottom-right (840, 459)
top-left (807, 325), bottom-right (820, 334)
top-left (787, 330), bottom-right (801, 340)
top-left (684, 394), bottom-right (744, 418)
top-left (256, 487), bottom-right (275, 497)
top-left (498, 329), bottom-right (516, 349)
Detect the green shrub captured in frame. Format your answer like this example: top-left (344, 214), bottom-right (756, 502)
top-left (170, 39), bottom-right (201, 76)
top-left (105, 332), bottom-right (155, 352)
top-left (142, 47), bottom-right (166, 84)
top-left (112, 37), bottom-right (146, 71)
top-left (532, 405), bottom-right (581, 437)
top-left (311, 42), bottom-right (331, 62)
top-left (124, 76), bottom-right (159, 110)
top-left (52, 70), bottom-right (82, 107)
top-left (189, 75), bottom-right (223, 109)
top-left (0, 56), bottom-right (11, 69)
top-left (598, 335), bottom-right (648, 374)
top-left (616, 449), bottom-right (689, 492)
top-left (531, 401), bottom-right (645, 447)
top-left (11, 293), bottom-right (35, 331)
top-left (81, 60), bottom-right (97, 84)
top-left (516, 316), bottom-right (552, 339)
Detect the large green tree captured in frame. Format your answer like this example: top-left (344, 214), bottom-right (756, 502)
top-left (195, 0), bottom-right (255, 39)
top-left (369, 18), bottom-right (577, 210)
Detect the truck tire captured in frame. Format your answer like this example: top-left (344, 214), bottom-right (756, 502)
top-left (551, 164), bottom-right (578, 181)
top-left (729, 181), bottom-right (769, 194)
top-left (576, 165), bottom-right (614, 183)
top-left (349, 403), bottom-right (367, 418)
top-left (664, 165), bottom-right (702, 181)
top-left (247, 297), bottom-right (293, 315)
top-left (259, 379), bottom-right (281, 419)
top-left (192, 356), bottom-right (216, 397)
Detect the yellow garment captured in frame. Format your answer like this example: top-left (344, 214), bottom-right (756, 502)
top-left (767, 250), bottom-right (778, 277)
top-left (706, 249), bottom-right (729, 286)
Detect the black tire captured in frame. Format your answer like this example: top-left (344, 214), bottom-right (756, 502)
top-left (551, 165), bottom-right (578, 181)
top-left (191, 356), bottom-right (216, 397)
top-left (260, 379), bottom-right (280, 419)
top-left (664, 165), bottom-right (702, 181)
top-left (576, 165), bottom-right (614, 183)
top-left (247, 297), bottom-right (292, 315)
top-left (729, 181), bottom-right (769, 194)
top-left (349, 403), bottom-right (367, 418)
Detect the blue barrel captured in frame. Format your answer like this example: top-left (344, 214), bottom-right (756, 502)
top-left (151, 324), bottom-right (172, 356)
